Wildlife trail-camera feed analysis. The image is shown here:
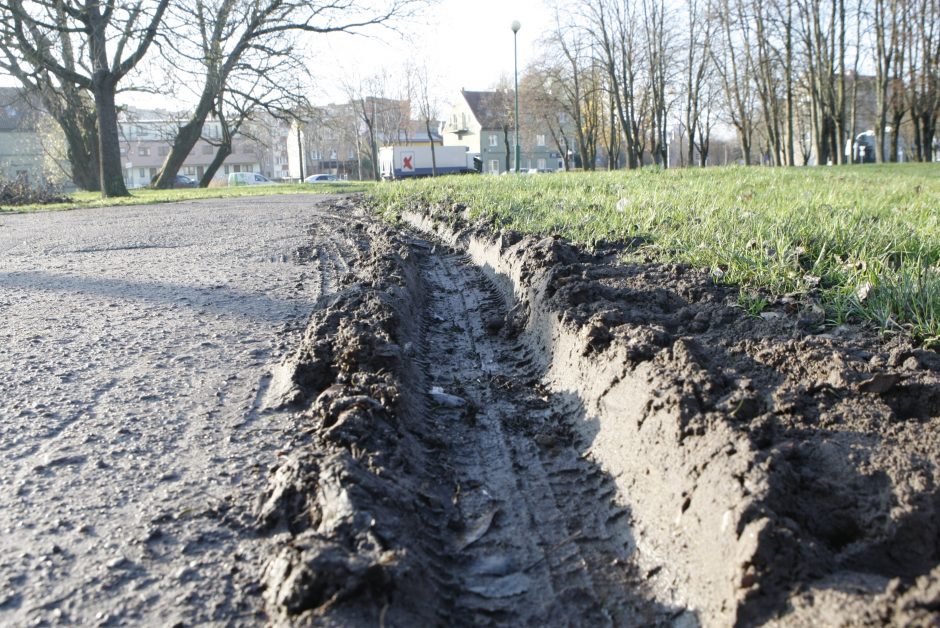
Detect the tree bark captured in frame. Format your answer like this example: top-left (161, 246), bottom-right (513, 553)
top-left (91, 78), bottom-right (129, 197)
top-left (62, 108), bottom-right (101, 191)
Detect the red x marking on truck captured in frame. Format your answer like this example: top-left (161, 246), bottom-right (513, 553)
top-left (402, 156), bottom-right (414, 170)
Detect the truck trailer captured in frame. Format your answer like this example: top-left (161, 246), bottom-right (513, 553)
top-left (379, 146), bottom-right (480, 179)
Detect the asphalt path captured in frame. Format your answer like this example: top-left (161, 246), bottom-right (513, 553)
top-left (0, 194), bottom-right (347, 625)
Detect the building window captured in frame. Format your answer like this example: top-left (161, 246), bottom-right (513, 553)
top-left (138, 146), bottom-right (150, 156)
top-left (489, 159), bottom-right (500, 173)
top-left (139, 168), bottom-right (145, 178)
top-left (489, 134), bottom-right (498, 147)
top-left (536, 134), bottom-right (546, 146)
top-left (158, 146), bottom-right (169, 156)
top-left (537, 158), bottom-right (547, 169)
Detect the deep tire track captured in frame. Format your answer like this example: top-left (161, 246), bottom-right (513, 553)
top-left (408, 245), bottom-right (664, 625)
top-left (258, 227), bottom-right (672, 626)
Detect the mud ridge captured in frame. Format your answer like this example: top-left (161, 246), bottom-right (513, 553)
top-left (399, 204), bottom-right (940, 626)
top-left (256, 220), bottom-right (435, 626)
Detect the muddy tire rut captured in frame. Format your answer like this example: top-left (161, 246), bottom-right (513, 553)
top-left (411, 248), bottom-right (661, 625)
top-left (258, 228), bottom-right (670, 625)
top-left (258, 202), bottom-right (940, 627)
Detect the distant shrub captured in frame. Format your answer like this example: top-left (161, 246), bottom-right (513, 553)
top-left (0, 178), bottom-right (73, 206)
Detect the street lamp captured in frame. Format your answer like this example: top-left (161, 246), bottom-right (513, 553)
top-left (511, 20), bottom-right (521, 173)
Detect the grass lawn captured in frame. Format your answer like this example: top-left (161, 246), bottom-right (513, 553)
top-left (0, 181), bottom-right (375, 214)
top-left (370, 164), bottom-right (940, 345)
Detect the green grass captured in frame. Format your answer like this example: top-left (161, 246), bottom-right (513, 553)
top-left (1, 181), bottom-right (375, 213)
top-left (369, 164), bottom-right (940, 345)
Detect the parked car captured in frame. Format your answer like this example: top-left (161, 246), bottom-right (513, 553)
top-left (148, 173), bottom-right (198, 188)
top-left (501, 168), bottom-right (543, 175)
top-left (174, 174), bottom-right (198, 188)
top-left (228, 172), bottom-right (273, 186)
top-left (304, 173), bottom-right (338, 183)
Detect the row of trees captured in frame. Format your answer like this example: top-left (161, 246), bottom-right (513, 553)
top-left (523, 0), bottom-right (939, 169)
top-left (0, 1), bottom-right (421, 196)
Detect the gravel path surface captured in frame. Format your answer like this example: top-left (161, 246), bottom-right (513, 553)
top-left (0, 195), bottom-right (350, 625)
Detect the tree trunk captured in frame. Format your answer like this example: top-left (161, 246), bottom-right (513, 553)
top-left (699, 128), bottom-right (710, 166)
top-left (912, 113), bottom-right (925, 161)
top-left (155, 117), bottom-right (210, 188)
top-left (890, 110), bottom-right (904, 161)
top-left (62, 107), bottom-right (101, 191)
top-left (201, 142), bottom-right (232, 186)
top-left (199, 103), bottom-right (232, 186)
top-left (92, 80), bottom-right (129, 197)
top-left (24, 75), bottom-right (102, 190)
top-left (785, 1), bottom-right (795, 166)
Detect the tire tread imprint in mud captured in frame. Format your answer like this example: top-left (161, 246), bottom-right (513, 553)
top-left (255, 220), bottom-right (676, 625)
top-left (395, 202), bottom-right (940, 627)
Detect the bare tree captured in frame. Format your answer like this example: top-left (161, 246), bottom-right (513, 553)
top-left (538, 12), bottom-right (601, 170)
top-left (0, 41), bottom-right (101, 190)
top-left (887, 0), bottom-right (910, 161)
top-left (682, 0), bottom-right (717, 167)
top-left (907, 0), bottom-right (940, 161)
top-left (602, 88), bottom-right (623, 168)
top-left (747, 0), bottom-right (785, 165)
top-left (641, 0), bottom-right (673, 167)
top-left (586, 0), bottom-right (646, 168)
top-left (345, 72), bottom-right (409, 180)
top-left (0, 0), bottom-right (170, 196)
top-left (197, 63), bottom-right (308, 186)
top-left (872, 0), bottom-right (904, 162)
top-left (520, 68), bottom-right (573, 170)
top-left (151, 0), bottom-right (418, 188)
top-left (406, 62), bottom-right (441, 176)
top-left (714, 0), bottom-right (757, 164)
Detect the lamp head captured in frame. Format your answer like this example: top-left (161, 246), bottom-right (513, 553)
top-left (511, 20), bottom-right (521, 33)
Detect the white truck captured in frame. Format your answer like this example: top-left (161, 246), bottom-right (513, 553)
top-left (379, 146), bottom-right (480, 179)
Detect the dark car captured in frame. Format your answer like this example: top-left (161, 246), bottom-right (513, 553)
top-left (149, 174), bottom-right (199, 188)
top-left (174, 174), bottom-right (198, 188)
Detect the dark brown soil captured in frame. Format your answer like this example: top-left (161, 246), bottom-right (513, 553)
top-left (255, 199), bottom-right (940, 627)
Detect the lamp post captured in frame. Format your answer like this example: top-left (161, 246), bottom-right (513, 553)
top-left (511, 20), bottom-right (521, 173)
top-left (296, 123), bottom-right (305, 182)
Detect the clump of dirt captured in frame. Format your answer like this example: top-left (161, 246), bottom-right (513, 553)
top-left (398, 202), bottom-right (940, 626)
